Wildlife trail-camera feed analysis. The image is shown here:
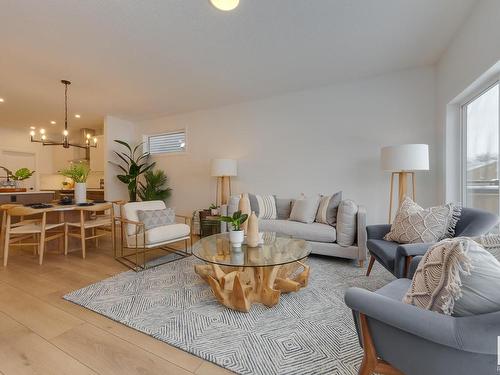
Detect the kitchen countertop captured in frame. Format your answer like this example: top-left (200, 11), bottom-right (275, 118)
top-left (0, 191), bottom-right (55, 196)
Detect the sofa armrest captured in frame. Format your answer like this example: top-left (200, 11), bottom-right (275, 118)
top-left (407, 256), bottom-right (423, 279)
top-left (356, 205), bottom-right (367, 262)
top-left (394, 243), bottom-right (432, 278)
top-left (366, 224), bottom-right (392, 240)
top-left (345, 287), bottom-right (500, 355)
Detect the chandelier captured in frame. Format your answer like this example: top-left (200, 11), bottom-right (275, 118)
top-left (29, 80), bottom-right (97, 149)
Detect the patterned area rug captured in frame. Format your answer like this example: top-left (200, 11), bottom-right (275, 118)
top-left (64, 256), bottom-right (393, 375)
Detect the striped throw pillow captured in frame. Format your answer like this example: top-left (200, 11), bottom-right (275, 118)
top-left (248, 194), bottom-right (277, 219)
top-left (315, 191), bottom-right (342, 226)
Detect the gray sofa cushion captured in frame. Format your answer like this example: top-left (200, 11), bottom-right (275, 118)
top-left (289, 195), bottom-right (321, 224)
top-left (259, 219), bottom-right (336, 243)
top-left (337, 199), bottom-right (358, 246)
top-left (276, 198), bottom-right (293, 219)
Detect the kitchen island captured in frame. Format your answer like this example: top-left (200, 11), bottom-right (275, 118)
top-left (0, 191), bottom-right (55, 204)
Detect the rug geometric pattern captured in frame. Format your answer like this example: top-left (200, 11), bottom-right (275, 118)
top-left (64, 256), bottom-right (393, 375)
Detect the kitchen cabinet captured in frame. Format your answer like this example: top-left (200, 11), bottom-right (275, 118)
top-left (90, 135), bottom-right (104, 171)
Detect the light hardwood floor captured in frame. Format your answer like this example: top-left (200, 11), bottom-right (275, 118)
top-left (0, 235), bottom-right (233, 375)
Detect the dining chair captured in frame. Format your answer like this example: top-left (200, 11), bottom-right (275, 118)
top-left (64, 202), bottom-right (115, 258)
top-left (2, 205), bottom-right (65, 266)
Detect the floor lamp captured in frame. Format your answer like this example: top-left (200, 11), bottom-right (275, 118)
top-left (381, 144), bottom-right (429, 223)
top-left (211, 159), bottom-right (237, 206)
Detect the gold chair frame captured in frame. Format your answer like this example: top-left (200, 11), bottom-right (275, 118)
top-left (114, 203), bottom-right (192, 272)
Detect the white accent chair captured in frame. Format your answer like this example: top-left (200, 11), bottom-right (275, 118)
top-left (116, 200), bottom-right (192, 271)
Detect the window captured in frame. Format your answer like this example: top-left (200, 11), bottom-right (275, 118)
top-left (144, 130), bottom-right (186, 155)
top-left (462, 81), bottom-right (499, 216)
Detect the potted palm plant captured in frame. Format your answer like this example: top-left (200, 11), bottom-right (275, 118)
top-left (219, 210), bottom-right (248, 248)
top-left (60, 163), bottom-right (91, 204)
top-left (137, 169), bottom-right (172, 202)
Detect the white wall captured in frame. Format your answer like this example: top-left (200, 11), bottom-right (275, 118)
top-left (0, 126), bottom-right (54, 189)
top-left (104, 116), bottom-right (137, 202)
top-left (137, 67), bottom-right (437, 223)
top-left (436, 0), bottom-right (500, 203)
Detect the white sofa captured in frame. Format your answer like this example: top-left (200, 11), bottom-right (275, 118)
top-left (220, 195), bottom-right (367, 266)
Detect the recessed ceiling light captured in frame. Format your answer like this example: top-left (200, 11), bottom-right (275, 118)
top-left (74, 114), bottom-right (81, 118)
top-left (50, 120), bottom-right (56, 124)
top-left (29, 126), bottom-right (36, 130)
top-left (210, 0), bottom-right (239, 11)
top-left (0, 98), bottom-right (4, 103)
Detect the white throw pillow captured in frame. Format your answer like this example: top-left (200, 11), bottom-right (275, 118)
top-left (403, 238), bottom-right (500, 316)
top-left (384, 197), bottom-right (461, 244)
top-left (336, 199), bottom-right (358, 247)
top-left (289, 195), bottom-right (321, 224)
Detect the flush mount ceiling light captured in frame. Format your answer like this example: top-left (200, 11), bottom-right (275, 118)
top-left (209, 0), bottom-right (239, 11)
top-left (29, 80), bottom-right (96, 149)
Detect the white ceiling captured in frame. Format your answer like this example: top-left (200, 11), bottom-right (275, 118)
top-left (0, 0), bottom-right (477, 130)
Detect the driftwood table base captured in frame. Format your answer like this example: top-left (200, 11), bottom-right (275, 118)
top-left (194, 261), bottom-right (310, 312)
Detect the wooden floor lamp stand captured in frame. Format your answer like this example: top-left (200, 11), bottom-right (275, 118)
top-left (215, 176), bottom-right (232, 206)
top-left (388, 171), bottom-right (415, 223)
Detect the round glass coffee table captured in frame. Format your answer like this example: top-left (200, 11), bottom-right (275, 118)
top-left (193, 232), bottom-right (311, 312)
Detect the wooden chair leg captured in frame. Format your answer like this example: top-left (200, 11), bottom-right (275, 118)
top-left (39, 213), bottom-right (47, 265)
top-left (366, 256), bottom-right (375, 276)
top-left (404, 256), bottom-right (413, 278)
top-left (3, 220), bottom-right (10, 267)
top-left (81, 226), bottom-right (86, 259)
top-left (64, 225), bottom-right (69, 255)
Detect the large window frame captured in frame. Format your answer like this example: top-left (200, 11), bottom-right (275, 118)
top-left (460, 78), bottom-right (500, 211)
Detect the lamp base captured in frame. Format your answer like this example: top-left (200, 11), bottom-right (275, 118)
top-left (388, 171), bottom-right (415, 223)
top-left (216, 176), bottom-right (232, 206)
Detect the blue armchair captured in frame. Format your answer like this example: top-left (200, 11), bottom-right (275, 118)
top-left (345, 257), bottom-right (500, 375)
top-left (366, 207), bottom-right (498, 278)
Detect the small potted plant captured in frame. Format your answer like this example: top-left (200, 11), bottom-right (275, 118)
top-left (60, 163), bottom-right (91, 204)
top-left (209, 203), bottom-right (219, 216)
top-left (10, 168), bottom-right (35, 189)
top-left (220, 210), bottom-right (248, 247)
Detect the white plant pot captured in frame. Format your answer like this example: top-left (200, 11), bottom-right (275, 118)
top-left (229, 230), bottom-right (244, 247)
top-left (74, 183), bottom-right (87, 204)
top-left (211, 208), bottom-right (219, 216)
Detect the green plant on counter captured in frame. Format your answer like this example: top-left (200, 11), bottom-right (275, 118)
top-left (138, 169), bottom-right (172, 202)
top-left (11, 167), bottom-right (35, 181)
top-left (59, 163), bottom-right (91, 183)
top-left (219, 210), bottom-right (248, 231)
top-left (109, 140), bottom-right (155, 202)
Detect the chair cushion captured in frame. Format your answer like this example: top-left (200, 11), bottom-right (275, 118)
top-left (384, 197), bottom-right (461, 244)
top-left (127, 223), bottom-right (190, 247)
top-left (137, 208), bottom-right (175, 230)
top-left (123, 200), bottom-right (166, 235)
top-left (259, 219), bottom-right (336, 243)
top-left (403, 238), bottom-right (500, 316)
top-left (367, 239), bottom-right (399, 271)
top-left (375, 278), bottom-right (411, 301)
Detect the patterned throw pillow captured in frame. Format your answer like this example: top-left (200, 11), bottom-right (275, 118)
top-left (384, 197), bottom-right (461, 244)
top-left (315, 191), bottom-right (342, 226)
top-left (403, 238), bottom-right (500, 316)
top-left (137, 208), bottom-right (175, 230)
top-left (248, 194), bottom-right (277, 219)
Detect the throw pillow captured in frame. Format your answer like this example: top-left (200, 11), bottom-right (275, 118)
top-left (275, 198), bottom-right (293, 220)
top-left (248, 194), bottom-right (277, 219)
top-left (289, 195), bottom-right (321, 224)
top-left (384, 197), bottom-right (461, 244)
top-left (471, 233), bottom-right (500, 261)
top-left (315, 191), bottom-right (342, 226)
top-left (137, 208), bottom-right (175, 230)
top-left (336, 199), bottom-right (358, 246)
top-left (403, 237), bottom-right (500, 316)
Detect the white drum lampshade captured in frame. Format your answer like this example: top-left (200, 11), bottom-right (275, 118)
top-left (211, 159), bottom-right (237, 177)
top-left (380, 144), bottom-right (429, 172)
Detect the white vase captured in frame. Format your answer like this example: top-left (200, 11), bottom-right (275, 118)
top-left (74, 182), bottom-right (87, 204)
top-left (229, 230), bottom-right (244, 247)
